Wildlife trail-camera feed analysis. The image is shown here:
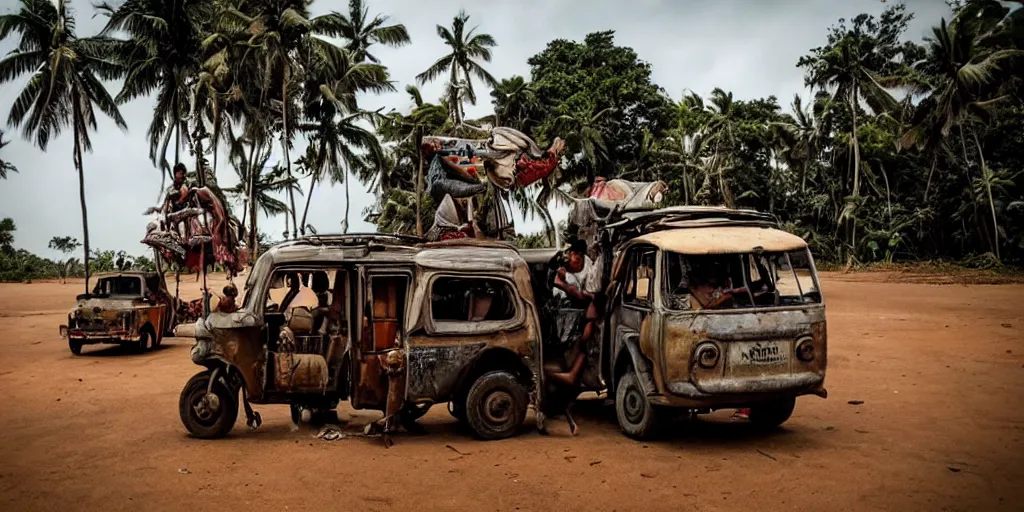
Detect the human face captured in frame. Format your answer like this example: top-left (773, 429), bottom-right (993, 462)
top-left (567, 251), bottom-right (585, 273)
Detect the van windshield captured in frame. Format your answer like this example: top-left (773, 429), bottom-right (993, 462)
top-left (664, 249), bottom-right (821, 311)
top-left (92, 276), bottom-right (144, 297)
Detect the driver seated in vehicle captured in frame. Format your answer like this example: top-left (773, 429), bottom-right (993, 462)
top-left (688, 256), bottom-right (772, 310)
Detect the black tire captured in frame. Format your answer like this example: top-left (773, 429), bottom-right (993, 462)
top-left (615, 369), bottom-right (659, 439)
top-left (179, 371), bottom-right (238, 439)
top-left (448, 392), bottom-right (467, 423)
top-left (401, 402), bottom-right (432, 422)
top-left (309, 408), bottom-right (339, 425)
top-left (137, 331), bottom-right (151, 353)
top-left (69, 339), bottom-right (83, 356)
top-left (749, 397), bottom-right (796, 430)
top-left (464, 371), bottom-right (528, 440)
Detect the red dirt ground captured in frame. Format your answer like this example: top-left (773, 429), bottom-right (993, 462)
top-left (1, 274), bottom-right (1022, 511)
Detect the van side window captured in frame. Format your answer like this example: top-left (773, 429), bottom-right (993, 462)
top-left (624, 249), bottom-right (656, 307)
top-left (431, 277), bottom-right (516, 322)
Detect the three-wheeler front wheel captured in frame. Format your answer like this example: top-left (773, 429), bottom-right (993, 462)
top-left (464, 371), bottom-right (528, 440)
top-left (179, 370), bottom-right (238, 439)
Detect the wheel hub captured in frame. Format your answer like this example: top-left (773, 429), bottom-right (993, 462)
top-left (483, 391), bottom-right (513, 424)
top-left (623, 387), bottom-right (645, 424)
top-left (193, 392), bottom-right (221, 422)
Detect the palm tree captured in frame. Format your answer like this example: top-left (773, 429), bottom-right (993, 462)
top-left (225, 151), bottom-right (301, 235)
top-left (299, 109), bottom-right (387, 234)
top-left (336, 0), bottom-right (410, 64)
top-left (899, 14), bottom-right (1023, 260)
top-left (0, 129), bottom-right (17, 179)
top-left (0, 217), bottom-right (14, 253)
top-left (95, 0), bottom-right (210, 184)
top-left (416, 10), bottom-right (498, 125)
top-left (555, 105), bottom-right (616, 184)
top-left (776, 94), bottom-right (825, 193)
top-left (377, 85), bottom-right (448, 235)
top-left (491, 75), bottom-right (538, 131)
top-left (297, 47), bottom-right (392, 235)
top-left (801, 35), bottom-right (899, 261)
top-left (654, 127), bottom-right (704, 205)
top-left (702, 88), bottom-right (743, 207)
top-left (223, 0), bottom-right (348, 239)
top-left (0, 0), bottom-right (127, 295)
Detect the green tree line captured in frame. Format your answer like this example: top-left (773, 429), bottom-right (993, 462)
top-left (1, 0), bottom-right (1022, 277)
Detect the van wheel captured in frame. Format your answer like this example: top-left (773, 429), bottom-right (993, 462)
top-left (69, 339), bottom-right (83, 356)
top-left (465, 371), bottom-right (528, 440)
top-left (749, 397), bottom-right (796, 429)
top-left (137, 331), bottom-right (151, 353)
top-left (615, 369), bottom-right (658, 439)
top-left (448, 392), bottom-right (467, 423)
top-left (179, 371), bottom-right (238, 439)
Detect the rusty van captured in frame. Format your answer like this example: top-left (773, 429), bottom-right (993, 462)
top-left (60, 271), bottom-right (177, 355)
top-left (564, 206), bottom-right (828, 439)
top-left (179, 235), bottom-right (542, 440)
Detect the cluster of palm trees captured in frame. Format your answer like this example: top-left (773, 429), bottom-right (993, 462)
top-left (2, 0), bottom-right (1021, 275)
top-left (486, 2), bottom-right (1023, 263)
top-left (0, 0), bottom-right (504, 289)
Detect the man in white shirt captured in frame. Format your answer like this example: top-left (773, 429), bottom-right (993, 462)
top-left (543, 240), bottom-right (605, 436)
top-left (553, 240), bottom-right (601, 306)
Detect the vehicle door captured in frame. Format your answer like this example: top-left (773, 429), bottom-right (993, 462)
top-left (351, 266), bottom-right (412, 411)
top-left (608, 245), bottom-right (660, 392)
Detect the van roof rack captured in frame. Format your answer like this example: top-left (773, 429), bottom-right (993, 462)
top-left (283, 233), bottom-right (425, 248)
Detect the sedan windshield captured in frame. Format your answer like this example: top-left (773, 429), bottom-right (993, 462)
top-left (665, 249), bottom-right (821, 311)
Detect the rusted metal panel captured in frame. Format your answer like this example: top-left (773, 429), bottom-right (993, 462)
top-left (635, 227), bottom-right (807, 254)
top-left (406, 342), bottom-right (487, 400)
top-left (659, 307), bottom-right (827, 398)
top-left (197, 312), bottom-right (265, 400)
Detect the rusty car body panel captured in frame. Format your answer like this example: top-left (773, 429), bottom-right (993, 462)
top-left (184, 234), bottom-right (542, 439)
top-left (60, 272), bottom-right (176, 353)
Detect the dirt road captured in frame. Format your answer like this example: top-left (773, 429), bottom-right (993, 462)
top-left (1, 274), bottom-right (1022, 511)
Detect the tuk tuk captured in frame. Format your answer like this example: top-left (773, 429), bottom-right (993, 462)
top-left (179, 235), bottom-right (542, 441)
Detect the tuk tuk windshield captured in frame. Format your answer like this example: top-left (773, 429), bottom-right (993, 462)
top-left (664, 249), bottom-right (821, 311)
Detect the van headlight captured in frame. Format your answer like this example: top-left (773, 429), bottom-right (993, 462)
top-left (695, 342), bottom-right (720, 369)
top-left (796, 337), bottom-right (815, 362)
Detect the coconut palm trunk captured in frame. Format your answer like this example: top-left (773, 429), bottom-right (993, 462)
top-left (74, 135), bottom-right (91, 296)
top-left (300, 174), bottom-right (317, 235)
top-left (343, 164), bottom-right (351, 233)
top-left (247, 143), bottom-right (260, 261)
top-left (848, 85), bottom-right (862, 264)
top-left (416, 132), bottom-right (424, 236)
top-left (972, 130), bottom-right (1000, 261)
top-left (281, 70), bottom-right (298, 239)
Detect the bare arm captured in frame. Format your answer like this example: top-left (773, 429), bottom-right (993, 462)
top-left (438, 155), bottom-right (480, 182)
top-left (554, 269), bottom-right (593, 302)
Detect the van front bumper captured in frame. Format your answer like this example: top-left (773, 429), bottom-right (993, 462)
top-left (652, 373), bottom-right (827, 407)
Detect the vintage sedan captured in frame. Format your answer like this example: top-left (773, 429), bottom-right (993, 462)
top-left (60, 272), bottom-right (177, 355)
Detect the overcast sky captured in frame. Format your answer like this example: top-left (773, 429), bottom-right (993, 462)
top-left (0, 0), bottom-right (952, 258)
